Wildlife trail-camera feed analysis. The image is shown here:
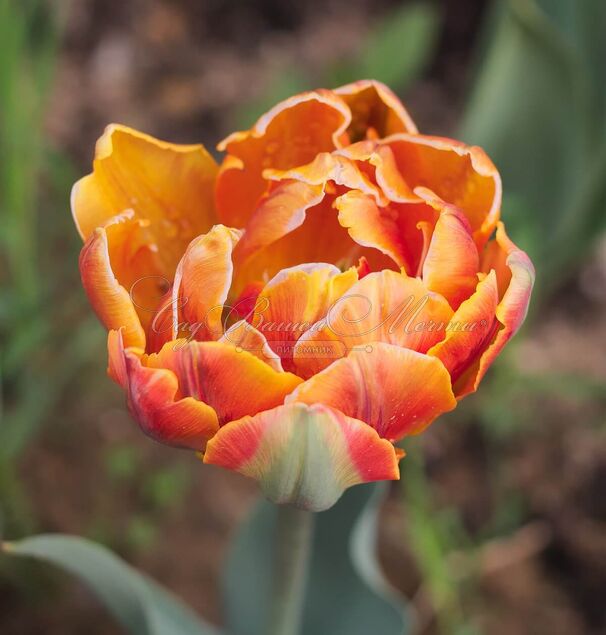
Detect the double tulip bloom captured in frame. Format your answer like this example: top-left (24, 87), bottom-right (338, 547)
top-left (73, 80), bottom-right (534, 511)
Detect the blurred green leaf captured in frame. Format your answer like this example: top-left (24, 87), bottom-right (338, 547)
top-left (127, 516), bottom-right (159, 551)
top-left (461, 0), bottom-right (606, 293)
top-left (224, 485), bottom-right (409, 635)
top-left (143, 465), bottom-right (191, 511)
top-left (2, 534), bottom-right (219, 635)
top-left (0, 316), bottom-right (104, 461)
top-left (105, 445), bottom-right (140, 482)
top-left (353, 2), bottom-right (441, 89)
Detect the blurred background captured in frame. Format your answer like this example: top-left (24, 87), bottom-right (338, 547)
top-left (0, 0), bottom-right (605, 633)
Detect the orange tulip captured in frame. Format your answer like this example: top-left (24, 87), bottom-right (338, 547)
top-left (73, 80), bottom-right (534, 511)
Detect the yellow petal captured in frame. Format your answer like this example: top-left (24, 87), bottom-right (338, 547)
top-left (72, 124), bottom-right (218, 278)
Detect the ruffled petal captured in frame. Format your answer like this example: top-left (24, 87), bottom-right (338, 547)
top-left (108, 329), bottom-right (219, 450)
top-left (341, 134), bottom-right (501, 248)
top-left (232, 180), bottom-right (325, 267)
top-left (264, 151), bottom-right (384, 203)
top-left (231, 186), bottom-right (365, 293)
top-left (203, 403), bottom-right (400, 511)
top-left (230, 152), bottom-right (388, 290)
top-left (381, 134), bottom-right (501, 248)
top-left (334, 79), bottom-right (418, 140)
top-left (428, 271), bottom-right (499, 388)
top-left (72, 124), bottom-right (218, 276)
top-left (248, 263), bottom-right (358, 372)
top-left (454, 224), bottom-right (535, 397)
top-left (170, 225), bottom-right (242, 342)
top-left (79, 213), bottom-right (146, 349)
top-left (294, 270), bottom-right (453, 377)
top-left (215, 90), bottom-right (351, 227)
top-left (335, 190), bottom-right (437, 274)
top-left (288, 343), bottom-right (456, 442)
top-left (336, 190), bottom-right (407, 269)
top-left (144, 340), bottom-right (302, 425)
top-left (420, 190), bottom-right (480, 309)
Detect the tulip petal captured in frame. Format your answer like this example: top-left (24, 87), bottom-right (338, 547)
top-left (288, 343), bottom-right (456, 442)
top-left (108, 329), bottom-right (219, 450)
top-left (72, 124), bottom-right (218, 276)
top-left (219, 320), bottom-right (283, 372)
top-left (231, 152), bottom-right (389, 289)
top-left (455, 224), bottom-right (535, 397)
top-left (337, 133), bottom-right (501, 247)
top-left (355, 134), bottom-right (501, 248)
top-left (216, 91), bottom-right (351, 227)
top-left (79, 213), bottom-right (146, 349)
top-left (264, 151), bottom-right (384, 203)
top-left (336, 140), bottom-right (417, 203)
top-left (203, 403), bottom-right (400, 511)
top-left (248, 263), bottom-right (358, 372)
top-left (336, 191), bottom-right (407, 269)
top-left (335, 190), bottom-right (437, 274)
top-left (231, 185), bottom-right (366, 293)
top-left (232, 180), bottom-right (326, 266)
top-left (335, 80), bottom-right (418, 140)
top-left (107, 329), bottom-right (131, 388)
top-left (428, 271), bottom-right (499, 387)
top-left (170, 225), bottom-right (242, 341)
top-left (480, 226), bottom-right (515, 298)
top-left (144, 340), bottom-right (302, 426)
top-left (420, 191), bottom-right (480, 309)
top-left (295, 270), bottom-right (453, 377)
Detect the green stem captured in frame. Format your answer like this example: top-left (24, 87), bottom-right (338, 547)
top-left (268, 505), bottom-right (314, 635)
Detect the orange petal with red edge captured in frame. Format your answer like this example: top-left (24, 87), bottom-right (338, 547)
top-left (230, 152), bottom-right (385, 289)
top-left (288, 343), bottom-right (456, 442)
top-left (204, 402), bottom-right (400, 511)
top-left (108, 329), bottom-right (134, 388)
top-left (108, 329), bottom-right (219, 450)
top-left (455, 224), bottom-right (535, 397)
top-left (215, 90), bottom-right (351, 227)
top-left (428, 271), bottom-right (499, 387)
top-left (144, 340), bottom-right (302, 425)
top-left (294, 270), bottom-right (453, 377)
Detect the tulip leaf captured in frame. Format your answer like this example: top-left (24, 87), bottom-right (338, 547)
top-left (1, 534), bottom-right (220, 635)
top-left (224, 483), bottom-right (410, 635)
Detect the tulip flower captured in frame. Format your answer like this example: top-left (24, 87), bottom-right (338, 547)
top-left (72, 80), bottom-right (534, 512)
